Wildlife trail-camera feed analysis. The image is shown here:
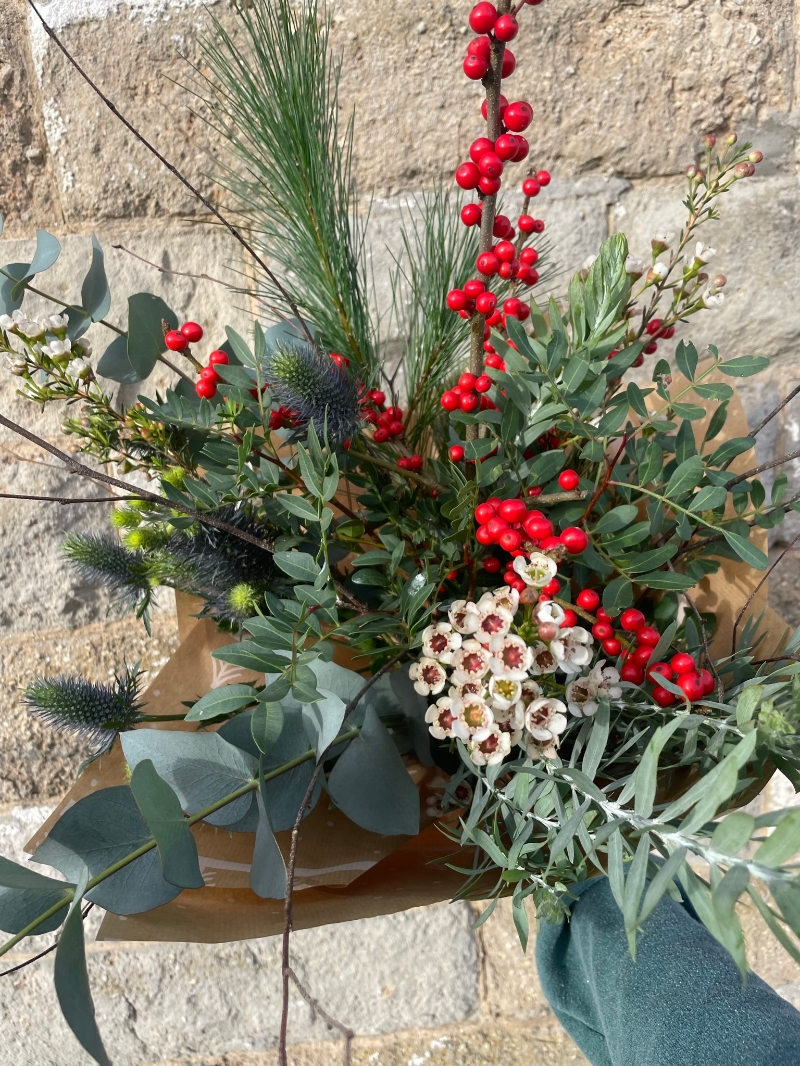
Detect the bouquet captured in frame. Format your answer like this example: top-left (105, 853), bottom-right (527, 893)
top-left (2, 0), bottom-right (800, 1062)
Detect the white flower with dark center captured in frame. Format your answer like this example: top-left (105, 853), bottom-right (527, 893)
top-left (449, 599), bottom-right (480, 634)
top-left (590, 660), bottom-right (622, 700)
top-left (467, 725), bottom-right (512, 766)
top-left (495, 701), bottom-right (524, 746)
top-left (425, 696), bottom-right (469, 741)
top-left (650, 261), bottom-right (668, 279)
top-left (531, 600), bottom-right (565, 627)
top-left (41, 338), bottom-right (72, 359)
top-left (524, 697), bottom-right (568, 743)
top-left (69, 358), bottom-right (91, 380)
top-left (565, 676), bottom-right (600, 717)
top-left (624, 254), bottom-right (644, 276)
top-left (654, 230), bottom-right (675, 246)
top-left (528, 641), bottom-right (558, 675)
top-left (46, 313), bottom-right (69, 331)
top-left (452, 639), bottom-right (492, 684)
top-left (519, 678), bottom-right (543, 705)
top-left (489, 587), bottom-right (520, 616)
top-left (422, 622), bottom-right (462, 664)
top-left (489, 634), bottom-right (533, 681)
top-left (19, 320), bottom-right (45, 339)
top-left (476, 601), bottom-right (513, 643)
top-left (0, 309), bottom-right (26, 331)
top-left (449, 678), bottom-right (486, 701)
top-left (550, 627), bottom-right (594, 675)
top-left (703, 290), bottom-right (725, 309)
top-left (524, 734), bottom-right (560, 761)
top-left (453, 694), bottom-right (495, 735)
top-left (409, 657), bottom-right (448, 696)
top-left (513, 551), bottom-right (558, 589)
top-left (488, 674), bottom-right (522, 711)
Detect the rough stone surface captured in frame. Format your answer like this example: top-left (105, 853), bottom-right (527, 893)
top-left (1, 904), bottom-right (479, 1066)
top-left (0, 612), bottom-right (179, 801)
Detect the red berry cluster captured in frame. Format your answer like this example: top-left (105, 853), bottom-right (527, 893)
top-left (641, 318), bottom-right (677, 356)
top-left (474, 496), bottom-right (589, 558)
top-left (441, 370), bottom-right (496, 415)
top-left (455, 176), bottom-right (547, 286)
top-left (196, 350), bottom-right (230, 401)
top-left (646, 653), bottom-right (715, 706)
top-left (165, 320), bottom-right (203, 353)
top-left (269, 404), bottom-right (299, 431)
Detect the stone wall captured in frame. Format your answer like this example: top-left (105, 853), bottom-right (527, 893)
top-left (2, 0), bottom-right (800, 1063)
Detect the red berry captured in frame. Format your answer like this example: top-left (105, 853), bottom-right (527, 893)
top-left (619, 609), bottom-right (646, 633)
top-left (646, 318), bottom-right (663, 336)
top-left (698, 669), bottom-right (716, 695)
top-left (464, 278), bottom-right (486, 299)
top-left (576, 589), bottom-right (600, 612)
top-left (475, 293), bottom-right (497, 316)
top-left (461, 203), bottom-right (482, 227)
top-left (388, 420), bottom-right (404, 437)
top-left (470, 137), bottom-right (495, 164)
top-left (373, 427), bottom-right (390, 444)
top-left (635, 626), bottom-right (661, 647)
top-left (620, 662), bottom-right (645, 684)
top-left (561, 609), bottom-right (578, 628)
top-left (602, 637), bottom-right (622, 657)
top-left (504, 101), bottom-right (533, 132)
top-left (501, 49), bottom-right (516, 78)
top-left (330, 352), bottom-right (350, 369)
top-left (181, 321), bottom-right (203, 343)
top-left (476, 525), bottom-right (494, 546)
top-left (592, 622), bottom-right (613, 641)
top-left (397, 457), bottom-right (411, 470)
top-left (513, 136), bottom-right (529, 161)
top-left (485, 516), bottom-right (509, 541)
top-left (494, 13), bottom-right (518, 40)
top-left (498, 499), bottom-right (527, 523)
top-left (387, 406), bottom-right (403, 420)
top-left (456, 162), bottom-right (481, 190)
top-left (408, 455), bottom-right (424, 472)
top-left (522, 178), bottom-right (541, 197)
top-left (208, 349), bottom-right (229, 366)
top-left (524, 515), bottom-right (553, 540)
top-left (478, 176), bottom-right (501, 195)
top-left (503, 297), bottom-right (523, 318)
top-left (447, 289), bottom-right (468, 312)
top-left (536, 170), bottom-right (551, 186)
top-left (558, 469), bottom-right (580, 491)
top-left (596, 608), bottom-right (612, 623)
top-left (459, 372), bottom-right (478, 391)
top-left (560, 527), bottom-right (588, 554)
top-left (542, 577), bottom-right (560, 595)
top-left (200, 365), bottom-right (220, 385)
top-left (652, 686), bottom-right (676, 708)
top-left (369, 389), bottom-right (386, 405)
top-left (670, 653), bottom-right (696, 676)
top-left (495, 241), bottom-right (516, 263)
top-left (449, 444), bottom-right (465, 462)
top-left (463, 54), bottom-right (489, 79)
top-left (493, 215), bottom-right (513, 238)
top-left (518, 215), bottom-right (535, 234)
top-left (485, 352), bottom-right (503, 369)
top-left (441, 391), bottom-right (459, 411)
top-left (499, 529), bottom-right (523, 552)
top-left (647, 662), bottom-right (673, 684)
top-left (531, 219), bottom-right (545, 234)
top-left (477, 252), bottom-right (501, 276)
top-left (474, 374), bottom-right (492, 394)
top-left (165, 330), bottom-right (189, 352)
top-left (527, 485), bottom-right (542, 497)
top-left (478, 152), bottom-right (504, 180)
top-left (467, 35), bottom-right (492, 61)
top-left (677, 672), bottom-right (705, 702)
top-left (643, 341), bottom-right (658, 355)
top-left (195, 378), bottom-right (217, 399)
top-left (539, 536), bottom-right (561, 551)
top-left (475, 503), bottom-right (497, 525)
top-left (494, 135), bottom-right (518, 161)
top-left (520, 247), bottom-right (539, 265)
top-left (469, 2), bottom-right (498, 34)
top-left (483, 556), bottom-right (502, 574)
top-left (482, 95), bottom-right (508, 122)
top-left (460, 392), bottom-right (479, 413)
top-left (633, 646), bottom-right (654, 665)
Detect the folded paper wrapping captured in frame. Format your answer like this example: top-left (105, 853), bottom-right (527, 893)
top-left (23, 374), bottom-right (792, 943)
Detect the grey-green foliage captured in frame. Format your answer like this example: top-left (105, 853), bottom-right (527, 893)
top-left (195, 0), bottom-right (376, 373)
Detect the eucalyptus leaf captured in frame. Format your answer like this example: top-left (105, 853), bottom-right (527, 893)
top-left (130, 759), bottom-right (204, 889)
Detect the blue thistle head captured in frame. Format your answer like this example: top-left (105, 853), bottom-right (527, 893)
top-left (263, 341), bottom-right (363, 445)
top-left (24, 666), bottom-right (146, 746)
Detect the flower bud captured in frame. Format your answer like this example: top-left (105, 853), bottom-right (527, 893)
top-left (697, 272), bottom-right (709, 285)
top-left (713, 274), bottom-right (727, 288)
top-left (749, 150), bottom-right (763, 163)
top-left (726, 133), bottom-right (738, 146)
top-left (703, 134), bottom-right (716, 149)
top-left (624, 254), bottom-right (644, 277)
top-left (734, 161), bottom-right (755, 178)
top-left (537, 623), bottom-right (558, 642)
top-left (685, 164), bottom-right (701, 179)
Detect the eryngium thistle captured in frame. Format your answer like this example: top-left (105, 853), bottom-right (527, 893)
top-left (64, 532), bottom-right (154, 613)
top-left (24, 666), bottom-right (145, 745)
top-left (263, 342), bottom-right (362, 445)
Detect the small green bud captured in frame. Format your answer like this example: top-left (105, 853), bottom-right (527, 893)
top-left (162, 467), bottom-right (186, 488)
top-left (227, 582), bottom-right (260, 618)
top-left (111, 507), bottom-right (142, 530)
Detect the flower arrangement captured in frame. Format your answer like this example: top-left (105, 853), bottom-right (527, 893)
top-left (2, 0), bottom-right (800, 1062)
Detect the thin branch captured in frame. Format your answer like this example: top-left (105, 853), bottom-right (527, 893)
top-left (731, 530), bottom-right (800, 655)
top-left (723, 447), bottom-right (800, 491)
top-left (721, 382), bottom-right (800, 471)
top-left (0, 492), bottom-right (136, 505)
top-left (0, 903), bottom-right (93, 979)
top-left (0, 267), bottom-right (125, 338)
top-left (157, 354), bottom-right (194, 385)
top-left (278, 650), bottom-right (406, 1066)
top-left (112, 244), bottom-right (240, 291)
top-left (287, 968), bottom-right (354, 1066)
top-left (26, 0), bottom-right (317, 350)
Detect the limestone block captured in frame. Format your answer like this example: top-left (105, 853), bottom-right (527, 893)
top-left (472, 899), bottom-right (554, 1025)
top-left (0, 613), bottom-right (179, 802)
top-left (1, 903), bottom-right (479, 1066)
top-left (0, 0), bottom-right (60, 236)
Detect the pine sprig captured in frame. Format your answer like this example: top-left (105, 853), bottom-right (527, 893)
top-left (194, 0), bottom-right (376, 373)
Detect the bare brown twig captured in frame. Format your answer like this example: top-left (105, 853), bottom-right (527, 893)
top-left (0, 903), bottom-right (94, 979)
top-left (0, 492), bottom-right (137, 505)
top-left (721, 382), bottom-right (800, 471)
top-left (731, 531), bottom-right (800, 655)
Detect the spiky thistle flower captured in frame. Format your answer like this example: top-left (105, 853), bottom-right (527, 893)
top-left (24, 665), bottom-right (146, 745)
top-left (263, 341), bottom-right (363, 445)
top-left (64, 532), bottom-right (156, 614)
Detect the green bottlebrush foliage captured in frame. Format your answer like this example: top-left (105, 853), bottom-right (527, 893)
top-left (195, 0), bottom-right (376, 373)
top-left (263, 341), bottom-right (363, 445)
top-left (24, 666), bottom-right (145, 745)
